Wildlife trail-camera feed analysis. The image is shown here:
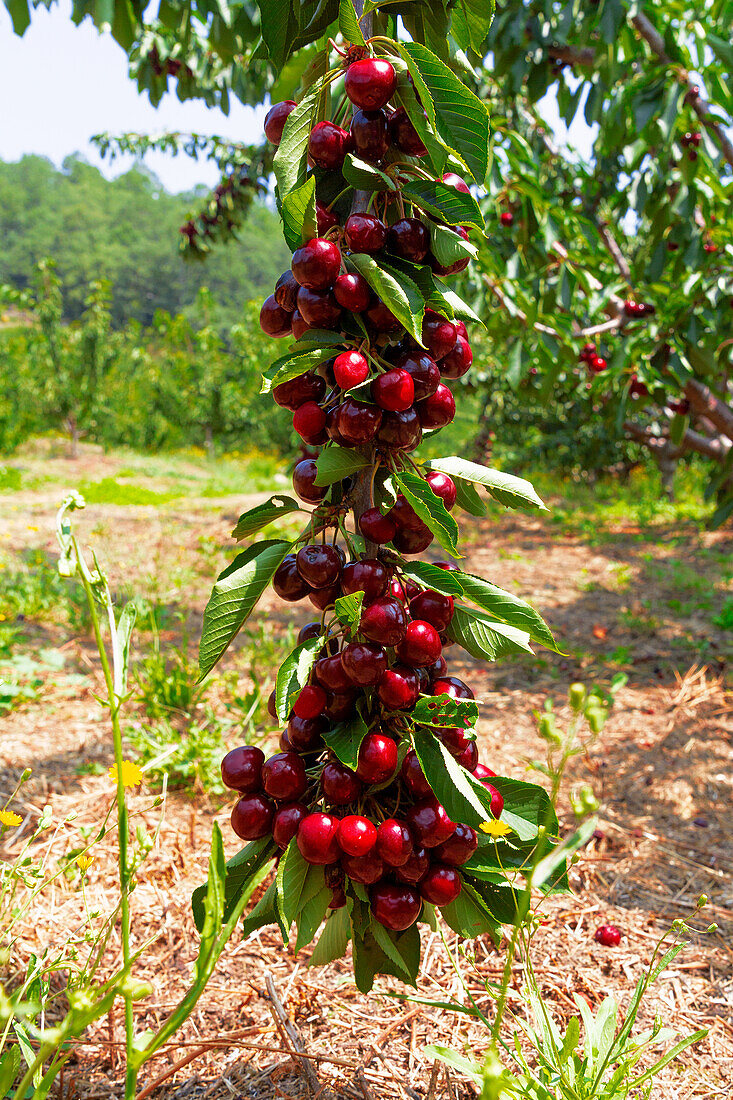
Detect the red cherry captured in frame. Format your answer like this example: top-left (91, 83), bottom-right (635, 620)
top-left (356, 731), bottom-right (398, 784)
top-left (274, 270), bottom-right (299, 312)
top-left (387, 218), bottom-right (430, 262)
top-left (341, 558), bottom-right (389, 603)
top-left (309, 582), bottom-right (341, 612)
top-left (395, 847), bottom-right (430, 885)
top-left (409, 590), bottom-right (454, 631)
top-left (396, 351), bottom-right (440, 401)
top-left (321, 762), bottom-right (362, 804)
top-left (594, 923), bottom-right (621, 946)
top-left (293, 458), bottom-right (327, 504)
top-left (389, 107), bottom-right (427, 156)
top-left (406, 798), bottom-right (456, 848)
top-left (315, 654), bottom-right (354, 692)
top-left (401, 749), bottom-right (432, 798)
top-left (350, 108), bottom-right (390, 163)
top-left (422, 311), bottom-right (458, 360)
top-left (365, 299), bottom-right (401, 332)
top-left (337, 398), bottom-right (383, 445)
top-left (456, 741), bottom-right (479, 771)
top-left (296, 544), bottom-right (342, 589)
top-left (425, 470), bottom-right (457, 511)
top-left (329, 887), bottom-right (347, 909)
top-left (333, 272), bottom-right (372, 312)
top-left (287, 714), bottom-right (326, 752)
top-left (231, 793), bottom-right (274, 840)
top-left (308, 121), bottom-right (349, 170)
top-left (273, 555), bottom-right (311, 601)
top-left (316, 201), bottom-right (340, 235)
top-left (455, 320), bottom-right (468, 338)
top-left (345, 213), bottom-right (388, 254)
top-left (341, 642), bottom-right (388, 686)
top-left (392, 525), bottom-right (434, 554)
top-left (580, 342), bottom-right (596, 360)
top-left (261, 752), bottom-right (307, 801)
top-left (333, 350), bottom-right (369, 389)
top-left (432, 675), bottom-right (474, 700)
top-left (296, 286), bottom-right (342, 327)
top-left (264, 100), bottom-right (297, 145)
top-left (293, 401), bottom-right (327, 444)
top-left (297, 813), bottom-right (341, 864)
top-left (442, 172), bottom-right (470, 194)
top-left (272, 802), bottom-right (308, 848)
top-left (360, 596), bottom-right (408, 645)
top-left (325, 691), bottom-right (358, 721)
top-left (290, 309), bottom-right (312, 340)
top-left (259, 295), bottom-right (292, 338)
top-left (417, 384), bottom-right (456, 429)
top-left (378, 664), bottom-right (420, 710)
top-left (483, 782), bottom-right (504, 819)
top-left (293, 684), bottom-right (327, 720)
top-left (427, 654), bottom-right (447, 679)
top-left (439, 336), bottom-right (473, 379)
top-left (221, 746), bottom-right (265, 792)
top-left (389, 493), bottom-right (422, 530)
top-left (342, 850), bottom-right (384, 884)
top-left (337, 814), bottom-right (378, 857)
top-left (376, 819), bottom-right (413, 866)
top-left (420, 864), bottom-right (461, 906)
top-left (376, 407), bottom-right (422, 453)
top-left (267, 690), bottom-right (278, 719)
top-left (396, 620), bottom-right (442, 666)
top-left (345, 58), bottom-right (396, 110)
top-left (273, 371), bottom-right (326, 411)
top-left (370, 883), bottom-right (422, 930)
top-left (359, 508), bottom-right (397, 545)
top-left (588, 355), bottom-right (607, 374)
top-left (372, 368), bottom-right (415, 411)
top-left (291, 238), bottom-right (342, 290)
top-left (435, 823), bottom-right (478, 866)
top-left (439, 725), bottom-right (472, 756)
top-left (499, 211), bottom-right (514, 227)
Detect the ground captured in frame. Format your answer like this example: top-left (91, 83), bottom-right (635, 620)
top-left (1, 441), bottom-right (732, 1100)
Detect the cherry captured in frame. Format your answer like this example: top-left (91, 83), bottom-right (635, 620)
top-left (395, 847), bottom-right (430, 885)
top-left (296, 286), bottom-right (342, 328)
top-left (273, 555), bottom-right (311, 601)
top-left (288, 714), bottom-right (326, 752)
top-left (417, 384), bottom-right (455, 429)
top-left (433, 675), bottom-right (474, 700)
top-left (333, 272), bottom-right (372, 312)
top-left (431, 227), bottom-right (471, 276)
top-left (337, 398), bottom-right (383, 445)
top-left (267, 690), bottom-right (278, 719)
top-left (360, 596), bottom-right (408, 646)
top-left (387, 218), bottom-right (430, 262)
top-left (337, 814), bottom-right (377, 856)
top-left (426, 470), bottom-right (457, 510)
top-left (291, 238), bottom-right (342, 291)
top-left (279, 730), bottom-right (293, 751)
top-left (379, 408), bottom-right (422, 453)
top-left (264, 100), bottom-right (297, 145)
top-left (359, 508), bottom-right (397, 545)
top-left (372, 368), bottom-right (415, 412)
top-left (259, 295), bottom-right (292, 338)
top-left (325, 691), bottom-right (358, 721)
top-left (261, 752), bottom-right (308, 801)
top-left (406, 798), bottom-right (456, 848)
top-left (420, 864), bottom-right (461, 906)
top-left (297, 813), bottom-right (341, 864)
top-left (439, 725), bottom-right (472, 755)
top-left (629, 375), bottom-right (649, 398)
top-left (370, 883), bottom-right (422, 930)
top-left (356, 730), bottom-right (398, 784)
top-left (456, 741), bottom-right (479, 771)
top-left (422, 311), bottom-right (458, 360)
top-left (499, 211), bottom-right (514, 227)
top-left (365, 299), bottom-right (401, 332)
top-left (434, 561), bottom-right (460, 572)
top-left (333, 350), bottom-right (369, 389)
top-left (316, 201), bottom-right (340, 235)
top-left (290, 310), bottom-right (312, 340)
top-left (483, 782), bottom-right (504, 819)
top-left (293, 401), bottom-right (327, 444)
top-left (442, 172), bottom-right (470, 194)
top-left (401, 749), bottom-right (433, 798)
top-left (231, 793), bottom-right (274, 840)
top-left (350, 108), bottom-right (390, 162)
top-left (329, 887), bottom-right (347, 909)
top-left (396, 350), bottom-right (440, 400)
top-left (292, 458), bottom-right (327, 504)
top-left (308, 121), bottom-right (349, 170)
top-left (321, 761), bottom-right (363, 804)
top-left (341, 642), bottom-right (387, 686)
top-left (455, 320), bottom-right (468, 338)
top-left (427, 654), bottom-right (448, 679)
top-left (389, 107), bottom-right (427, 156)
top-left (342, 850), bottom-right (384, 884)
top-left (274, 270), bottom-right (299, 312)
top-left (273, 371), bottom-right (326, 411)
top-left (594, 923), bottom-right (621, 947)
top-left (309, 582), bottom-right (340, 611)
top-left (435, 823), bottom-right (477, 867)
top-left (378, 664), bottom-right (420, 710)
top-left (588, 355), bottom-right (607, 374)
top-left (409, 590), bottom-right (454, 631)
top-left (345, 213), bottom-right (388, 254)
top-left (341, 558), bottom-right (389, 603)
top-left (293, 684), bottom-right (327, 720)
top-left (392, 525), bottom-right (434, 554)
top-left (296, 545), bottom-right (343, 589)
top-left (345, 58), bottom-right (396, 110)
top-left (315, 654), bottom-right (353, 692)
top-left (473, 763), bottom-right (496, 781)
top-left (221, 746), bottom-right (264, 793)
top-left (374, 820), bottom-right (412, 868)
top-left (272, 802), bottom-right (309, 848)
top-left (396, 620), bottom-right (442, 666)
top-left (439, 335), bottom-right (473, 379)
top-left (326, 406), bottom-right (350, 446)
top-left (389, 493), bottom-right (422, 531)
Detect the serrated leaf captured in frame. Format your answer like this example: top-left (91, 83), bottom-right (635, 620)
top-left (370, 921), bottom-right (420, 984)
top-left (455, 572), bottom-right (558, 651)
top-left (427, 457), bottom-right (547, 511)
top-left (342, 153), bottom-right (396, 191)
top-left (192, 835), bottom-right (276, 931)
top-left (441, 289), bottom-right (485, 326)
top-left (274, 86), bottom-right (321, 198)
top-left (275, 635), bottom-right (324, 722)
top-left (315, 446), bottom-right (371, 485)
top-left (400, 179), bottom-right (485, 230)
top-left (258, 0), bottom-right (299, 69)
top-left (393, 470), bottom-right (460, 556)
top-left (392, 82), bottom-right (448, 177)
top-left (452, 0), bottom-right (494, 52)
top-left (440, 881), bottom-right (501, 940)
top-left (309, 905), bottom-right (350, 966)
top-left (295, 884), bottom-right (332, 952)
top-left (338, 0), bottom-right (365, 45)
top-left (199, 540), bottom-right (292, 678)
top-left (487, 777), bottom-right (559, 843)
top-left (334, 590), bottom-right (364, 631)
top-left (400, 559), bottom-right (465, 596)
top-left (412, 728), bottom-right (496, 829)
top-left (261, 346), bottom-right (336, 394)
top-left (447, 604), bottom-right (533, 661)
top-left (429, 222), bottom-right (478, 266)
top-left (276, 840), bottom-right (325, 937)
top-left (232, 495), bottom-right (301, 541)
top-left (346, 253), bottom-right (425, 343)
top-left (322, 708), bottom-right (368, 768)
top-left (281, 175), bottom-right (318, 251)
top-left (412, 693), bottom-right (478, 728)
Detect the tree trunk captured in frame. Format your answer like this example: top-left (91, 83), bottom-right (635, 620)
top-left (66, 415), bottom-right (79, 459)
top-left (205, 424), bottom-right (214, 459)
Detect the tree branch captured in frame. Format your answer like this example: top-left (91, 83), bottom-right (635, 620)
top-left (596, 221), bottom-right (631, 284)
top-left (683, 378), bottom-right (733, 444)
top-left (624, 419), bottom-right (731, 464)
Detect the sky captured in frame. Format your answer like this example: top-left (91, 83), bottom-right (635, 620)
top-left (0, 1), bottom-right (595, 195)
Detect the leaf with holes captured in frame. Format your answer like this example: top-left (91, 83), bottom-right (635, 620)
top-left (412, 694), bottom-right (478, 729)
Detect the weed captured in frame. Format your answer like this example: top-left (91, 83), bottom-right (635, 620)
top-left (712, 597), bottom-right (733, 631)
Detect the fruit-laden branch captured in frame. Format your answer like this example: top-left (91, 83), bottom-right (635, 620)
top-left (683, 378), bottom-right (733, 444)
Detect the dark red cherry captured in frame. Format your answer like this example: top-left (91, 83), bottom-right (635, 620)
top-left (261, 752), bottom-right (307, 801)
top-left (435, 823), bottom-right (478, 867)
top-left (389, 493), bottom-right (422, 530)
top-left (589, 355), bottom-right (607, 374)
top-left (345, 58), bottom-right (396, 110)
top-left (372, 368), bottom-right (415, 412)
top-left (341, 558), bottom-right (389, 603)
top-left (341, 642), bottom-right (387, 686)
top-left (396, 351), bottom-right (440, 401)
top-left (456, 741), bottom-right (479, 771)
top-left (356, 730), bottom-right (398, 784)
top-left (296, 544), bottom-right (343, 589)
top-left (315, 654), bottom-right (353, 692)
top-left (297, 813), bottom-right (341, 864)
top-left (325, 690), bottom-right (358, 721)
top-left (389, 107), bottom-right (427, 156)
top-left (426, 470), bottom-right (457, 510)
top-left (396, 620), bottom-right (442, 666)
top-left (350, 108), bottom-right (390, 163)
top-left (264, 100), bottom-right (297, 145)
top-left (329, 886), bottom-right (347, 909)
top-left (293, 684), bottom-right (327, 720)
top-left (296, 286), bottom-right (342, 327)
top-left (333, 350), bottom-right (369, 388)
top-left (433, 675), bottom-right (474, 700)
top-left (439, 725), bottom-right (472, 756)
top-left (365, 299), bottom-right (401, 332)
top-left (406, 798), bottom-right (456, 848)
top-left (499, 211), bottom-right (514, 227)
top-left (376, 819), bottom-right (413, 866)
top-left (259, 295), bottom-right (292, 338)
top-left (418, 383), bottom-right (455, 429)
top-left (337, 814), bottom-right (378, 857)
top-left (420, 864), bottom-right (461, 906)
top-left (376, 407), bottom-right (422, 453)
top-left (292, 458), bottom-right (327, 504)
top-left (333, 272), bottom-right (372, 311)
top-left (391, 525), bottom-right (434, 554)
top-left (345, 213), bottom-right (388, 254)
top-left (290, 309), bottom-right (312, 340)
top-left (321, 761), bottom-right (363, 804)
top-left (422, 311), bottom-right (458, 360)
top-left (316, 200), bottom-right (340, 234)
top-left (409, 590), bottom-right (454, 631)
top-left (273, 371), bottom-right (326, 411)
top-left (273, 555), bottom-right (311, 601)
top-left (274, 270), bottom-right (299, 312)
top-left (378, 664), bottom-right (420, 710)
top-left (395, 847), bottom-right (430, 885)
top-left (387, 218), bottom-right (429, 262)
top-left (287, 714), bottom-right (326, 752)
top-left (291, 238), bottom-right (342, 290)
top-left (272, 802), bottom-right (308, 849)
top-left (401, 750), bottom-right (432, 798)
top-left (360, 596), bottom-right (408, 646)
top-left (221, 746), bottom-right (264, 793)
top-left (359, 507), bottom-right (397, 545)
top-left (439, 335), bottom-right (473, 379)
top-left (267, 689), bottom-right (278, 719)
top-left (231, 793), bottom-right (274, 840)
top-left (427, 654), bottom-right (448, 679)
top-left (308, 121), bottom-right (349, 170)
top-left (595, 923), bottom-right (622, 947)
top-left (293, 401), bottom-right (327, 444)
top-left (337, 398), bottom-right (383, 445)
top-left (309, 582), bottom-right (340, 611)
top-left (441, 172), bottom-right (470, 194)
top-left (342, 850), bottom-right (384, 884)
top-left (370, 883), bottom-right (422, 930)
top-left (483, 782), bottom-right (504, 819)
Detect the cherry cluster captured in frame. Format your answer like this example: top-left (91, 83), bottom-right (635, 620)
top-left (679, 130), bottom-right (702, 162)
top-left (180, 167), bottom-right (263, 258)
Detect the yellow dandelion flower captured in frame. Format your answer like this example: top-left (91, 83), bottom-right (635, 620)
top-left (0, 810), bottom-right (23, 828)
top-left (26, 525), bottom-right (39, 532)
top-left (479, 819), bottom-right (513, 839)
top-left (108, 761), bottom-right (144, 788)
top-left (77, 854), bottom-right (94, 872)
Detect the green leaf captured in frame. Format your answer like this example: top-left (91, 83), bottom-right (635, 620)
top-left (295, 884), bottom-right (333, 952)
top-left (370, 921), bottom-right (420, 985)
top-left (257, 0), bottom-right (299, 69)
top-left (261, 346), bottom-right (337, 394)
top-left (454, 477), bottom-right (486, 516)
top-left (5, 0), bottom-right (30, 35)
top-left (401, 559), bottom-right (465, 596)
top-left (488, 776), bottom-right (558, 843)
top-left (199, 540), bottom-right (292, 678)
top-left (392, 82), bottom-right (448, 176)
top-left (708, 32), bottom-right (733, 71)
top-left (441, 881), bottom-right (501, 940)
top-left (232, 495), bottom-right (301, 541)
top-left (338, 0), bottom-right (365, 45)
top-left (276, 839), bottom-right (326, 936)
top-left (427, 457), bottom-right (547, 511)
top-left (465, 876), bottom-right (521, 925)
top-left (429, 222), bottom-right (478, 267)
top-left (281, 175), bottom-right (318, 251)
top-left (411, 693), bottom-right (478, 728)
top-left (452, 0), bottom-right (494, 52)
top-left (447, 604), bottom-right (533, 661)
top-left (401, 42), bottom-right (490, 182)
top-left (455, 572), bottom-right (558, 651)
top-left (346, 253), bottom-right (425, 344)
top-left (274, 86), bottom-right (321, 198)
top-left (413, 728), bottom-right (496, 829)
top-left (441, 289), bottom-right (485, 326)
top-left (334, 590), bottom-right (364, 631)
top-left (275, 635), bottom-right (324, 722)
top-left (0, 1047), bottom-right (21, 1097)
top-left (400, 179), bottom-right (485, 230)
top-left (323, 708), bottom-right (368, 768)
top-left (393, 469), bottom-right (460, 556)
top-left (315, 446), bottom-right (371, 485)
top-left (342, 153), bottom-right (396, 191)
top-left (192, 834), bottom-right (276, 931)
top-left (309, 905), bottom-right (350, 966)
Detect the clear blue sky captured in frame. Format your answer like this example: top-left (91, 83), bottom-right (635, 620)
top-left (0, 1), bottom-right (594, 194)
